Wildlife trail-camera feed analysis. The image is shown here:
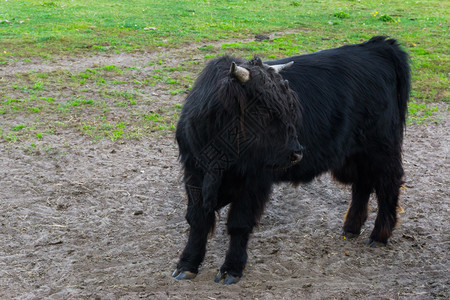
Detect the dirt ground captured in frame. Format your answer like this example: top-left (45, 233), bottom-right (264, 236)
top-left (0, 45), bottom-right (449, 299)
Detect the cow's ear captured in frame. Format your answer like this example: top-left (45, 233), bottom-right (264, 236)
top-left (268, 61), bottom-right (294, 73)
top-left (230, 62), bottom-right (250, 82)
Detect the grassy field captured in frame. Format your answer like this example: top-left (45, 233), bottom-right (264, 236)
top-left (0, 0), bottom-right (448, 143)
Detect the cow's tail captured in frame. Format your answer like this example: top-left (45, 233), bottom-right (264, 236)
top-left (383, 37), bottom-right (411, 127)
top-left (368, 36), bottom-right (411, 127)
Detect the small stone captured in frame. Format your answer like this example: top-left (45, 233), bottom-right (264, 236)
top-left (255, 34), bottom-right (270, 41)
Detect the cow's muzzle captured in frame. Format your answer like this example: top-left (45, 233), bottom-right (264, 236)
top-left (290, 151), bottom-right (303, 166)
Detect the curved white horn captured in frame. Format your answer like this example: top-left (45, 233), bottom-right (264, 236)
top-left (268, 61), bottom-right (294, 73)
top-left (230, 62), bottom-right (250, 82)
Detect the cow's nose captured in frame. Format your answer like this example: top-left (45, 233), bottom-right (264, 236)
top-left (290, 151), bottom-right (303, 165)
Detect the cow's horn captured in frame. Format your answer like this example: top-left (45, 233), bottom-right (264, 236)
top-left (268, 61), bottom-right (294, 73)
top-left (230, 62), bottom-right (250, 82)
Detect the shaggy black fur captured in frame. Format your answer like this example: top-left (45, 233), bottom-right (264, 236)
top-left (173, 36), bottom-right (411, 283)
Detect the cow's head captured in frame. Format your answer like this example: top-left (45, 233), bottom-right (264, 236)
top-left (219, 57), bottom-right (304, 171)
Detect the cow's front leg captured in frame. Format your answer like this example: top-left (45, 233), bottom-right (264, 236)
top-left (173, 184), bottom-right (215, 280)
top-left (215, 181), bottom-right (271, 285)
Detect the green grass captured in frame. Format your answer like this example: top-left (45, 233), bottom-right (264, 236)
top-left (12, 124), bottom-right (26, 131)
top-left (1, 0), bottom-right (448, 58)
top-left (0, 0), bottom-right (447, 143)
top-left (407, 101), bottom-right (440, 125)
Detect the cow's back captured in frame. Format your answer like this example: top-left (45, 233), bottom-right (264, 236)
top-left (268, 37), bottom-right (410, 183)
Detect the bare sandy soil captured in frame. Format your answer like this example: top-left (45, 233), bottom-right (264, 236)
top-left (0, 46), bottom-right (448, 299)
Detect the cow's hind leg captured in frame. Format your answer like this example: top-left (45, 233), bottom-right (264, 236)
top-left (343, 178), bottom-right (372, 238)
top-left (369, 156), bottom-right (403, 247)
top-left (173, 184), bottom-right (215, 280)
top-left (215, 180), bottom-right (271, 285)
top-left (333, 156), bottom-right (372, 238)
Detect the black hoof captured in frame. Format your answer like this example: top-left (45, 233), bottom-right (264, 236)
top-left (365, 239), bottom-right (387, 248)
top-left (214, 271), bottom-right (240, 285)
top-left (172, 268), bottom-right (197, 280)
top-left (342, 230), bottom-right (360, 239)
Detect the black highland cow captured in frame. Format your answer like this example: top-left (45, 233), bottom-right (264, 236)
top-left (172, 36), bottom-right (411, 284)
